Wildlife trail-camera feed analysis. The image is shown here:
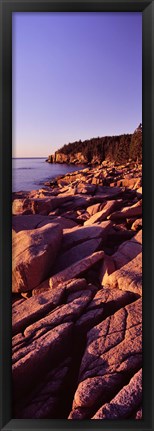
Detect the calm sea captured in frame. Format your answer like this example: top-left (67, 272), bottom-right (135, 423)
top-left (12, 158), bottom-right (85, 192)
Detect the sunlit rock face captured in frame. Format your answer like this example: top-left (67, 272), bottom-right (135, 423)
top-left (12, 157), bottom-right (142, 419)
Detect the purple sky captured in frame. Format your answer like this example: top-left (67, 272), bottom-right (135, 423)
top-left (12, 12), bottom-right (142, 157)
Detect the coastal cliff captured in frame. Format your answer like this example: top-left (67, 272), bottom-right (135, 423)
top-left (47, 124), bottom-right (142, 165)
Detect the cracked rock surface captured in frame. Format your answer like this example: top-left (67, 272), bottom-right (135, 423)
top-left (12, 160), bottom-right (142, 419)
top-left (69, 298), bottom-right (142, 419)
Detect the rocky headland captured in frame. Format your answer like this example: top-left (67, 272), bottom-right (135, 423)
top-left (47, 124), bottom-right (142, 165)
top-left (12, 157), bottom-right (142, 419)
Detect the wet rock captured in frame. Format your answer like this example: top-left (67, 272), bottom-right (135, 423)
top-left (12, 223), bottom-right (62, 292)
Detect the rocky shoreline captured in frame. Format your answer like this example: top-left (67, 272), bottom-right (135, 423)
top-left (12, 160), bottom-right (142, 419)
top-left (46, 125), bottom-right (142, 166)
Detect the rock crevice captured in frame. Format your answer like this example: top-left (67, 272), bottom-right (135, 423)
top-left (12, 159), bottom-right (142, 420)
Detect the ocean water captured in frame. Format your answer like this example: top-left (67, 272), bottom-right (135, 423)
top-left (12, 158), bottom-right (85, 192)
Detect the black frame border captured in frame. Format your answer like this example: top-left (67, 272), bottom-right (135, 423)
top-left (0, 1), bottom-right (153, 430)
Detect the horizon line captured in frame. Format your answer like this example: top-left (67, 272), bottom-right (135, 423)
top-left (13, 124), bottom-right (142, 159)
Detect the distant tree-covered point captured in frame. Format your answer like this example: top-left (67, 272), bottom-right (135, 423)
top-left (48, 124), bottom-right (142, 165)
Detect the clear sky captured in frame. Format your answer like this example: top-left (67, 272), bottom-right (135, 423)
top-left (12, 12), bottom-right (142, 158)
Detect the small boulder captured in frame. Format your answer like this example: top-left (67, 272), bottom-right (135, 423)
top-left (53, 238), bottom-right (102, 274)
top-left (87, 203), bottom-right (106, 216)
top-left (84, 200), bottom-right (121, 225)
top-left (112, 230), bottom-right (142, 269)
top-left (103, 252), bottom-right (142, 295)
top-left (12, 196), bottom-right (74, 216)
top-left (108, 200), bottom-right (142, 220)
top-left (12, 223), bottom-right (62, 292)
top-left (62, 221), bottom-right (112, 250)
top-left (49, 251), bottom-right (104, 289)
